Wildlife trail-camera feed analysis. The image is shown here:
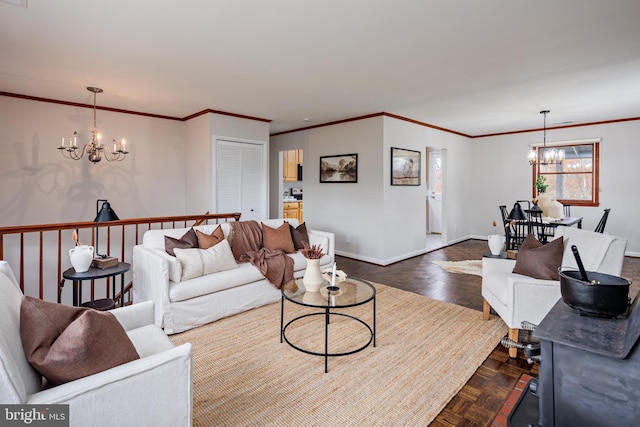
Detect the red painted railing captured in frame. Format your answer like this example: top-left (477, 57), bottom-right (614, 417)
top-left (0, 212), bottom-right (241, 306)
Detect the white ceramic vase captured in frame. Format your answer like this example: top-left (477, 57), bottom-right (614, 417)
top-left (488, 234), bottom-right (503, 256)
top-left (537, 192), bottom-right (552, 217)
top-left (69, 245), bottom-right (94, 273)
top-left (302, 258), bottom-right (324, 292)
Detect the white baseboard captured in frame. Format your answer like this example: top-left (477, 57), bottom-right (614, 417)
top-left (335, 234), bottom-right (476, 266)
top-left (337, 235), bottom-right (640, 263)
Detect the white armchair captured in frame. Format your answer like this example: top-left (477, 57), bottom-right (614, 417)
top-left (0, 261), bottom-right (193, 426)
top-left (482, 227), bottom-right (627, 357)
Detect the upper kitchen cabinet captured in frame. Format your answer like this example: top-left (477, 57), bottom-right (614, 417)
top-left (283, 149), bottom-right (303, 182)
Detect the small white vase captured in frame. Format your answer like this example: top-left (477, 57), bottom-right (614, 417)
top-left (302, 258), bottom-right (324, 292)
top-left (69, 245), bottom-right (94, 273)
top-left (488, 234), bottom-right (503, 256)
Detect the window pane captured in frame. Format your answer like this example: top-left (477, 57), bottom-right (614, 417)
top-left (535, 143), bottom-right (596, 205)
top-left (539, 145), bottom-right (593, 173)
top-left (563, 145), bottom-right (593, 172)
top-left (541, 173), bottom-right (593, 201)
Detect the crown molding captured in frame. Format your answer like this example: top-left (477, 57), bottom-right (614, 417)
top-left (0, 91), bottom-right (270, 123)
top-left (3, 91), bottom-right (638, 136)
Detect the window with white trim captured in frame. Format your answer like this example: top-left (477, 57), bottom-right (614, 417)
top-left (532, 140), bottom-right (600, 206)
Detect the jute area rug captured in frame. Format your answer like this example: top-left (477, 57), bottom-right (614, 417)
top-left (432, 259), bottom-right (483, 276)
top-left (170, 283), bottom-right (505, 426)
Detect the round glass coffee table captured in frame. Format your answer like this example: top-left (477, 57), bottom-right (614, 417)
top-left (280, 277), bottom-right (376, 373)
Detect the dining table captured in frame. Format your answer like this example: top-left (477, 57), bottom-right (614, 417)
top-left (542, 216), bottom-right (583, 229)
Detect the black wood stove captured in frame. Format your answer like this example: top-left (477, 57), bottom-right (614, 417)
top-left (508, 298), bottom-right (640, 427)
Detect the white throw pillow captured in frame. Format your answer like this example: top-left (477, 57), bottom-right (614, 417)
top-left (173, 239), bottom-right (238, 281)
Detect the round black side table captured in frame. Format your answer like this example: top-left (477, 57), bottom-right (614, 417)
top-left (61, 262), bottom-right (130, 308)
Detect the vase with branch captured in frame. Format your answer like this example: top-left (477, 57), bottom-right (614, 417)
top-left (488, 220), bottom-right (503, 256)
top-left (69, 230), bottom-right (94, 272)
top-left (300, 241), bottom-right (326, 292)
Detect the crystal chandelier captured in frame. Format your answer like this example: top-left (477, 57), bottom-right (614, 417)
top-left (58, 87), bottom-right (129, 163)
top-left (527, 110), bottom-right (564, 165)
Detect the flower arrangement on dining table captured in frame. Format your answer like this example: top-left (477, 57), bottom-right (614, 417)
top-left (535, 174), bottom-right (549, 194)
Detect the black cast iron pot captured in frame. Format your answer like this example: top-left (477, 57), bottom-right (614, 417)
top-left (559, 269), bottom-right (631, 318)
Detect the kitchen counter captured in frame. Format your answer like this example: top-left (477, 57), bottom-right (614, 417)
top-left (283, 200), bottom-right (303, 223)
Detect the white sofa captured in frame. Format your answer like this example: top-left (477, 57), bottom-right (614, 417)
top-left (0, 261), bottom-right (193, 427)
top-left (482, 226), bottom-right (627, 357)
top-left (133, 218), bottom-right (335, 334)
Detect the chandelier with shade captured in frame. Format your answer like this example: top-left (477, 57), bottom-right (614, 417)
top-left (58, 87), bottom-right (129, 163)
top-left (527, 110), bottom-right (564, 166)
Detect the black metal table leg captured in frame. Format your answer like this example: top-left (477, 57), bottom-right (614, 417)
top-left (373, 295), bottom-right (376, 347)
top-left (59, 279), bottom-right (65, 304)
top-left (120, 273), bottom-right (125, 307)
top-left (280, 295), bottom-right (284, 343)
top-left (325, 307), bottom-right (329, 373)
top-left (74, 279), bottom-right (81, 306)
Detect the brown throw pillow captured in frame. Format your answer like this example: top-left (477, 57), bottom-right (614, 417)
top-left (165, 228), bottom-right (198, 256)
top-left (196, 225), bottom-right (225, 249)
top-left (262, 222), bottom-right (296, 254)
top-left (289, 222), bottom-right (309, 250)
top-left (20, 296), bottom-right (139, 386)
top-left (512, 234), bottom-right (564, 280)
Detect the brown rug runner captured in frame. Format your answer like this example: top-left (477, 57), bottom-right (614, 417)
top-left (170, 283), bottom-right (505, 426)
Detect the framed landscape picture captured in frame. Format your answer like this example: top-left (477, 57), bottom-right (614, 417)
top-left (319, 154), bottom-right (358, 183)
top-left (391, 147), bottom-right (421, 186)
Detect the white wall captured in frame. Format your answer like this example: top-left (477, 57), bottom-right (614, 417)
top-left (184, 113), bottom-right (212, 215)
top-left (270, 116), bottom-right (473, 265)
top-left (382, 117), bottom-right (473, 262)
top-left (271, 117), bottom-right (386, 262)
top-left (0, 96), bottom-right (186, 226)
top-left (0, 96), bottom-right (271, 302)
top-left (4, 92), bottom-right (636, 265)
top-left (184, 112), bottom-right (270, 215)
top-left (469, 120), bottom-right (640, 254)
top-left (271, 115), bottom-right (639, 262)
top-left (307, 118), bottom-right (386, 262)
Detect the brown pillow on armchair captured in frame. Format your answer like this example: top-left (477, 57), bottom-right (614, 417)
top-left (512, 234), bottom-right (564, 280)
top-left (20, 296), bottom-right (139, 385)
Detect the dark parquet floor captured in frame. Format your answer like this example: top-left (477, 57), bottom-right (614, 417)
top-left (335, 239), bottom-right (640, 426)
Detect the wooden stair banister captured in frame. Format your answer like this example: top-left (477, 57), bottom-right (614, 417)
top-left (0, 212), bottom-right (241, 305)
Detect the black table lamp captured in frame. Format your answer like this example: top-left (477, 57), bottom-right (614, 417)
top-left (507, 202), bottom-right (527, 221)
top-left (93, 199), bottom-right (119, 268)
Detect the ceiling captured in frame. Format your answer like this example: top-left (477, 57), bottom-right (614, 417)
top-left (2, 0), bottom-right (640, 136)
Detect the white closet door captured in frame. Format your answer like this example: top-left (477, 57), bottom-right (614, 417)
top-left (216, 140), bottom-right (264, 221)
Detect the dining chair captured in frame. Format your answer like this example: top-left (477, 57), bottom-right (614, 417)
top-left (506, 202), bottom-right (529, 250)
top-left (499, 205), bottom-right (513, 250)
top-left (594, 208), bottom-right (611, 233)
top-left (528, 209), bottom-right (551, 243)
top-left (563, 204), bottom-right (571, 217)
